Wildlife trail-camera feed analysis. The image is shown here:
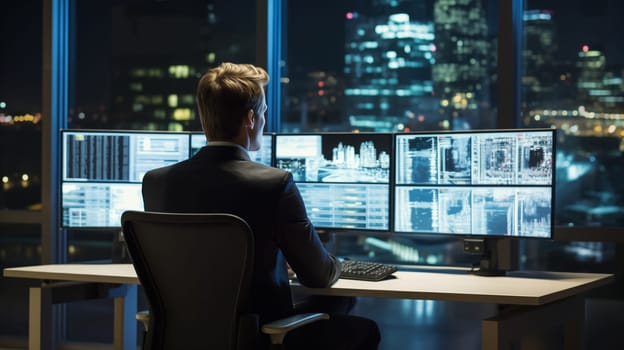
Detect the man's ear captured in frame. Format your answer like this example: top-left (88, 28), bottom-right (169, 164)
top-left (246, 109), bottom-right (254, 129)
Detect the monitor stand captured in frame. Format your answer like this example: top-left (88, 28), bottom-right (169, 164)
top-left (464, 237), bottom-right (507, 276)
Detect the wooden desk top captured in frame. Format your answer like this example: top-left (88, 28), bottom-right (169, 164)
top-left (292, 269), bottom-right (614, 306)
top-left (4, 264), bottom-right (614, 306)
top-left (3, 264), bottom-right (139, 285)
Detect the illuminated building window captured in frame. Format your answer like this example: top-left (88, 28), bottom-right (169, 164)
top-left (135, 95), bottom-right (149, 104)
top-left (206, 52), bottom-right (216, 63)
top-left (168, 122), bottom-right (184, 131)
top-left (151, 96), bottom-right (163, 105)
top-left (145, 122), bottom-right (158, 130)
top-left (173, 108), bottom-right (192, 121)
top-left (181, 94), bottom-right (195, 105)
top-left (131, 68), bottom-right (146, 77)
top-left (169, 65), bottom-right (190, 78)
top-left (154, 109), bottom-right (166, 119)
top-left (168, 94), bottom-right (178, 107)
top-left (129, 82), bottom-right (142, 92)
top-left (148, 68), bottom-right (163, 78)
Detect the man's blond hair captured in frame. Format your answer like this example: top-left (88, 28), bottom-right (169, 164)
top-left (196, 62), bottom-right (269, 140)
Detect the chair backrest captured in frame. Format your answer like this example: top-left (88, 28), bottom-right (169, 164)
top-left (121, 211), bottom-right (256, 350)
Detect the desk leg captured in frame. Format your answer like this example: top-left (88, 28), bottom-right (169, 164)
top-left (113, 284), bottom-right (138, 350)
top-left (29, 287), bottom-right (52, 350)
top-left (482, 296), bottom-right (584, 350)
top-left (28, 282), bottom-right (137, 350)
top-left (563, 299), bottom-right (584, 350)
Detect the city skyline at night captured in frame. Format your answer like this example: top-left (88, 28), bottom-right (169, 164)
top-left (1, 0), bottom-right (623, 227)
top-left (2, 1), bottom-right (622, 128)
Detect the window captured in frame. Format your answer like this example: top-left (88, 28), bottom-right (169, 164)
top-left (281, 0), bottom-right (498, 266)
top-left (0, 1), bottom-right (42, 210)
top-left (63, 0), bottom-right (258, 344)
top-left (0, 224), bottom-right (42, 338)
top-left (522, 0), bottom-right (624, 229)
top-left (520, 0), bottom-right (622, 272)
top-left (0, 0), bottom-right (43, 342)
top-left (69, 0), bottom-right (257, 131)
top-left (281, 0), bottom-right (497, 133)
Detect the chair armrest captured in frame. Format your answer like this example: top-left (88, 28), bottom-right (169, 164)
top-left (136, 310), bottom-right (150, 332)
top-left (261, 312), bottom-right (329, 345)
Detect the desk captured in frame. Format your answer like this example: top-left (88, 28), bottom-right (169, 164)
top-left (4, 264), bottom-right (139, 350)
top-left (4, 264), bottom-right (614, 350)
top-left (293, 269), bottom-right (615, 350)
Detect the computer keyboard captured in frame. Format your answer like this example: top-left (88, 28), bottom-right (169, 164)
top-left (340, 260), bottom-right (398, 281)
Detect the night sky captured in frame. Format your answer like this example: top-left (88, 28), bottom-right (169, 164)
top-left (527, 0), bottom-right (624, 64)
top-left (0, 1), bottom-right (43, 113)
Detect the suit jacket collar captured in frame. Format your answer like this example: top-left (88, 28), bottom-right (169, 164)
top-left (195, 144), bottom-right (251, 161)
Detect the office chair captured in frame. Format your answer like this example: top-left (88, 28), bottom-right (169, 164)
top-left (121, 210), bottom-right (328, 350)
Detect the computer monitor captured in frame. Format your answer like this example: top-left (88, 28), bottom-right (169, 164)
top-left (394, 128), bottom-right (556, 274)
top-left (190, 132), bottom-right (274, 166)
top-left (275, 133), bottom-right (393, 232)
top-left (61, 130), bottom-right (191, 228)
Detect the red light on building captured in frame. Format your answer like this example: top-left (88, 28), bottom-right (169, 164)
top-left (418, 115), bottom-right (425, 122)
top-left (317, 90), bottom-right (325, 96)
top-left (346, 12), bottom-right (354, 20)
top-left (582, 45), bottom-right (589, 53)
top-left (317, 81), bottom-right (325, 88)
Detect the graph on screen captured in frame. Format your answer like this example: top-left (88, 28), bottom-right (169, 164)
top-left (275, 133), bottom-right (392, 231)
top-left (61, 130), bottom-right (190, 228)
top-left (394, 129), bottom-right (555, 238)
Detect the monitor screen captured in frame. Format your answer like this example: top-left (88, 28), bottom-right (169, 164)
top-left (190, 132), bottom-right (274, 166)
top-left (61, 130), bottom-right (190, 228)
top-left (275, 133), bottom-right (392, 231)
top-left (394, 129), bottom-right (555, 238)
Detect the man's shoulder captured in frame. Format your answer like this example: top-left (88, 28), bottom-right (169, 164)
top-left (144, 162), bottom-right (177, 176)
top-left (237, 161), bottom-right (292, 182)
top-left (143, 159), bottom-right (191, 180)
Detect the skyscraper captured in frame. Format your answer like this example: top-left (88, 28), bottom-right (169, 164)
top-left (522, 10), bottom-right (558, 109)
top-left (344, 11), bottom-right (436, 131)
top-left (577, 46), bottom-right (624, 112)
top-left (433, 0), bottom-right (492, 129)
top-left (109, 0), bottom-right (255, 131)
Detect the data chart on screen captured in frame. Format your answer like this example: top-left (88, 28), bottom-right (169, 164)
top-left (275, 133), bottom-right (392, 231)
top-left (61, 130), bottom-right (190, 228)
top-left (394, 129), bottom-right (555, 238)
top-left (62, 131), bottom-right (190, 182)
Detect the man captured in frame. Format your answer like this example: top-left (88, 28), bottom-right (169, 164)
top-left (142, 62), bottom-right (380, 349)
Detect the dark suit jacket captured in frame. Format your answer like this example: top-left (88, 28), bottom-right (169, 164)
top-left (142, 144), bottom-right (341, 323)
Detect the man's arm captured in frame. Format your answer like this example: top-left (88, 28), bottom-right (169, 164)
top-left (274, 174), bottom-right (342, 288)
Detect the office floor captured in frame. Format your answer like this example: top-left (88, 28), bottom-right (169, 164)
top-left (1, 291), bottom-right (623, 349)
top-left (350, 297), bottom-right (624, 350)
top-left (352, 298), bottom-right (492, 350)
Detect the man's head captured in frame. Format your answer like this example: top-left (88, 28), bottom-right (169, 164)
top-left (196, 62), bottom-right (269, 151)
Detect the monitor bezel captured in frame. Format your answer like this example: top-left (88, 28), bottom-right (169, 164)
top-left (274, 131), bottom-right (394, 234)
top-left (391, 128), bottom-right (557, 240)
